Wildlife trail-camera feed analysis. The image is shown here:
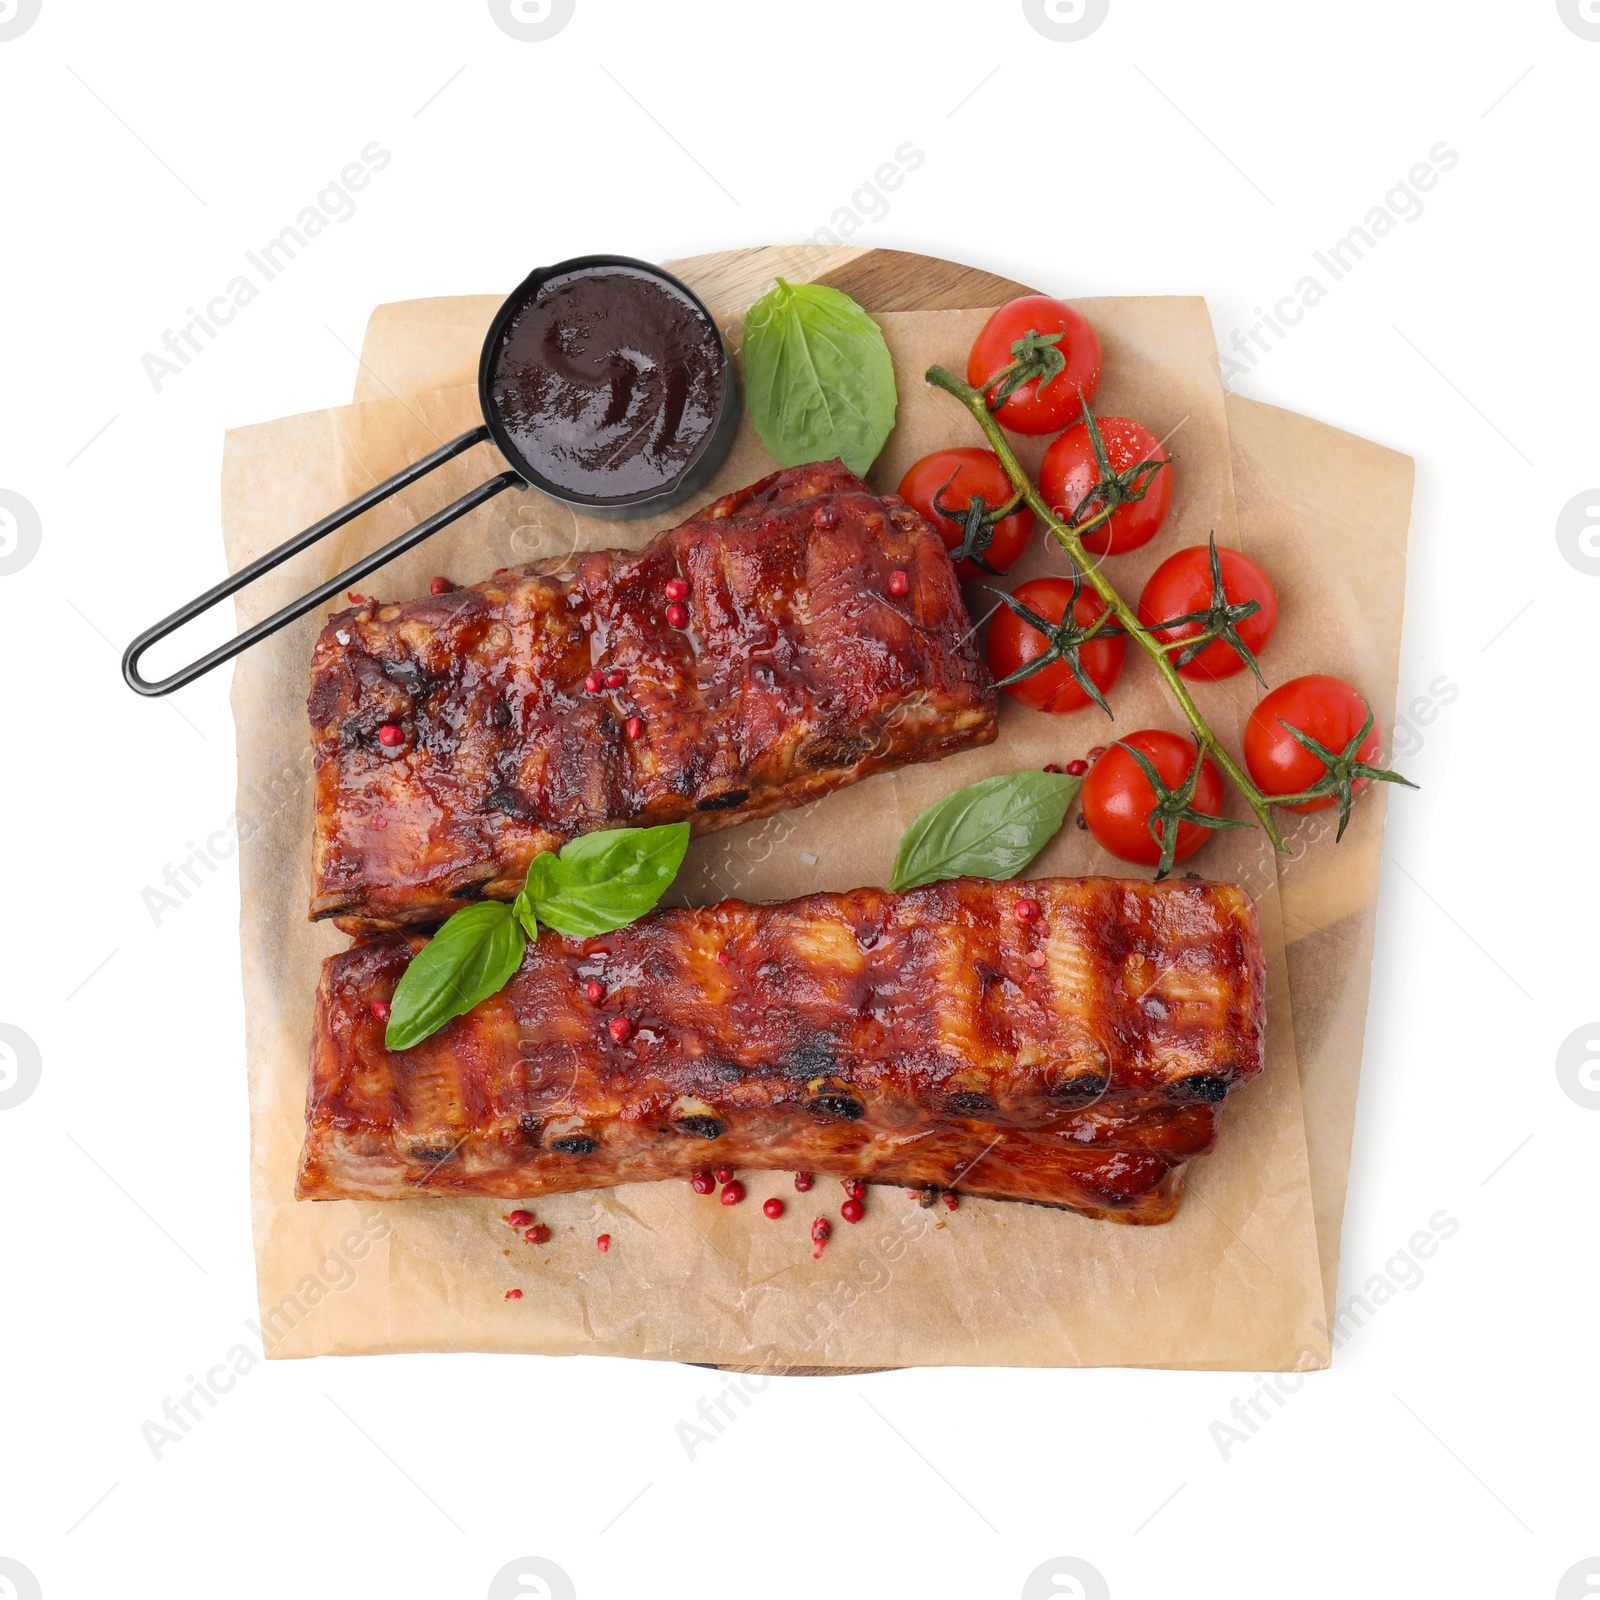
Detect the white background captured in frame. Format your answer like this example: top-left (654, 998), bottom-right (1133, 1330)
top-left (1, 2), bottom-right (1596, 1596)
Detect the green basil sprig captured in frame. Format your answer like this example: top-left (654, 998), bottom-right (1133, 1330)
top-left (888, 770), bottom-right (1082, 893)
top-left (741, 279), bottom-right (897, 476)
top-left (384, 823), bottom-right (690, 1051)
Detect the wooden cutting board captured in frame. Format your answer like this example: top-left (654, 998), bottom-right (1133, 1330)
top-left (340, 246), bottom-right (1407, 1369)
top-left (665, 244), bottom-right (1035, 316)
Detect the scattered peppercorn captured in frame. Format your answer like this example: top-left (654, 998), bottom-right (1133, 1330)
top-left (1067, 758), bottom-right (1089, 776)
top-left (608, 1016), bottom-right (632, 1043)
top-left (625, 716), bottom-right (644, 739)
top-left (1043, 763), bottom-right (1061, 773)
top-left (841, 1198), bottom-right (865, 1224)
top-left (585, 979), bottom-right (605, 1003)
top-left (1026, 951), bottom-right (1047, 969)
top-left (942, 1192), bottom-right (960, 1211)
top-left (377, 723), bottom-right (403, 747)
top-left (812, 505), bottom-right (839, 531)
top-left (690, 1171), bottom-right (715, 1195)
top-left (347, 591), bottom-right (366, 604)
top-left (505, 1288), bottom-right (522, 1299)
top-left (665, 577), bottom-right (690, 602)
top-left (596, 1233), bottom-right (611, 1252)
top-left (763, 1198), bottom-right (784, 1220)
top-left (793, 1172), bottom-right (814, 1192)
top-left (888, 569), bottom-right (909, 596)
top-left (507, 1209), bottom-right (535, 1228)
top-left (666, 602), bottom-right (689, 628)
top-left (370, 1000), bottom-right (390, 1022)
top-left (714, 1167), bottom-right (734, 1184)
top-left (1014, 898), bottom-right (1041, 923)
top-left (842, 1178), bottom-right (866, 1201)
top-left (715, 948), bottom-right (731, 965)
top-left (604, 668), bottom-right (626, 688)
top-left (430, 576), bottom-right (454, 596)
top-left (1087, 745), bottom-right (1107, 760)
top-left (585, 669), bottom-right (604, 693)
top-left (720, 1181), bottom-right (746, 1206)
top-left (525, 1224), bottom-right (551, 1245)
top-left (811, 1216), bottom-right (831, 1256)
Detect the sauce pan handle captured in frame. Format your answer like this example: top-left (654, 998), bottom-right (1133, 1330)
top-left (122, 426), bottom-right (520, 697)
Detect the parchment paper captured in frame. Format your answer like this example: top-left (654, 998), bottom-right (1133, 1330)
top-left (223, 291), bottom-right (1394, 1370)
top-left (1224, 398), bottom-right (1413, 1324)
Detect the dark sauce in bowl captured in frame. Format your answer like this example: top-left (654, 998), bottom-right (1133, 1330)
top-left (486, 264), bottom-right (728, 505)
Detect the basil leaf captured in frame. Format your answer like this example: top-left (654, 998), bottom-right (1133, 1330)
top-left (741, 279), bottom-right (897, 476)
top-left (511, 882), bottom-right (539, 943)
top-left (527, 823), bottom-right (690, 937)
top-left (888, 771), bottom-right (1082, 892)
top-left (384, 901), bottom-right (526, 1051)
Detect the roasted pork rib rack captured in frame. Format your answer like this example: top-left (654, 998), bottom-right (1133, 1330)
top-left (308, 461), bottom-right (998, 934)
top-left (297, 876), bottom-right (1265, 1224)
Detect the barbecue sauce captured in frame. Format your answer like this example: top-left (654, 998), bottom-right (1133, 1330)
top-left (488, 264), bottom-right (726, 503)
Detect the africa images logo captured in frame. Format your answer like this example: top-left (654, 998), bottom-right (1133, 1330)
top-left (0, 0), bottom-right (41, 42)
top-left (489, 0), bottom-right (575, 41)
top-left (1022, 0), bottom-right (1108, 41)
top-left (0, 490), bottom-right (41, 576)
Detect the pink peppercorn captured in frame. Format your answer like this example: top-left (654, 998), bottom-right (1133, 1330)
top-left (690, 1171), bottom-right (715, 1195)
top-left (370, 1000), bottom-right (390, 1022)
top-left (604, 668), bottom-right (626, 688)
top-left (841, 1198), bottom-right (865, 1224)
top-left (888, 569), bottom-right (909, 596)
top-left (585, 670), bottom-right (604, 693)
top-left (763, 1198), bottom-right (784, 1220)
top-left (377, 723), bottom-right (403, 747)
top-left (608, 1016), bottom-right (632, 1044)
top-left (665, 577), bottom-right (690, 601)
top-left (1014, 898), bottom-right (1041, 923)
top-left (505, 1288), bottom-right (522, 1300)
top-left (625, 716), bottom-right (644, 739)
top-left (596, 1233), bottom-right (611, 1252)
top-left (1067, 759), bottom-right (1089, 776)
top-left (430, 576), bottom-right (454, 596)
top-left (507, 1210), bottom-right (535, 1228)
top-left (666, 602), bottom-right (689, 628)
top-left (794, 1172), bottom-right (814, 1192)
top-left (585, 979), bottom-right (605, 1003)
top-left (720, 1181), bottom-right (746, 1206)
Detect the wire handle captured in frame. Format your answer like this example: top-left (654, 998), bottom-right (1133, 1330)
top-left (121, 425), bottom-right (520, 697)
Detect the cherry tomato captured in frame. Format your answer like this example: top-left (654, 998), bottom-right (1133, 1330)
top-left (1039, 418), bottom-right (1172, 555)
top-left (1081, 730), bottom-right (1225, 867)
top-left (1244, 676), bottom-right (1381, 814)
top-left (1137, 545), bottom-right (1278, 681)
top-left (898, 448), bottom-right (1035, 581)
top-left (985, 577), bottom-right (1124, 715)
top-left (966, 296), bottom-right (1102, 435)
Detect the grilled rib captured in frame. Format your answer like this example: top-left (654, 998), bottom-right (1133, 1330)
top-left (309, 462), bottom-right (998, 933)
top-left (297, 876), bottom-right (1265, 1224)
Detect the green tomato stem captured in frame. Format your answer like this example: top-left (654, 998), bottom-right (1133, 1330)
top-left (926, 364), bottom-right (1289, 855)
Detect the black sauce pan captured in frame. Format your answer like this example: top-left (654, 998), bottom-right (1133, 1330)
top-left (122, 254), bottom-right (740, 696)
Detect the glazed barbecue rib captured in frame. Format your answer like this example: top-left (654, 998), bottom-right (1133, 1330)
top-left (309, 461), bottom-right (998, 934)
top-left (297, 876), bottom-right (1265, 1224)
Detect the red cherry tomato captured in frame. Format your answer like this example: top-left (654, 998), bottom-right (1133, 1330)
top-left (1137, 545), bottom-right (1279, 681)
top-left (985, 577), bottom-right (1124, 714)
top-left (1039, 418), bottom-right (1172, 555)
top-left (898, 448), bottom-right (1035, 580)
top-left (1244, 676), bottom-right (1381, 814)
top-left (1081, 730), bottom-right (1225, 867)
top-left (966, 296), bottom-right (1102, 435)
